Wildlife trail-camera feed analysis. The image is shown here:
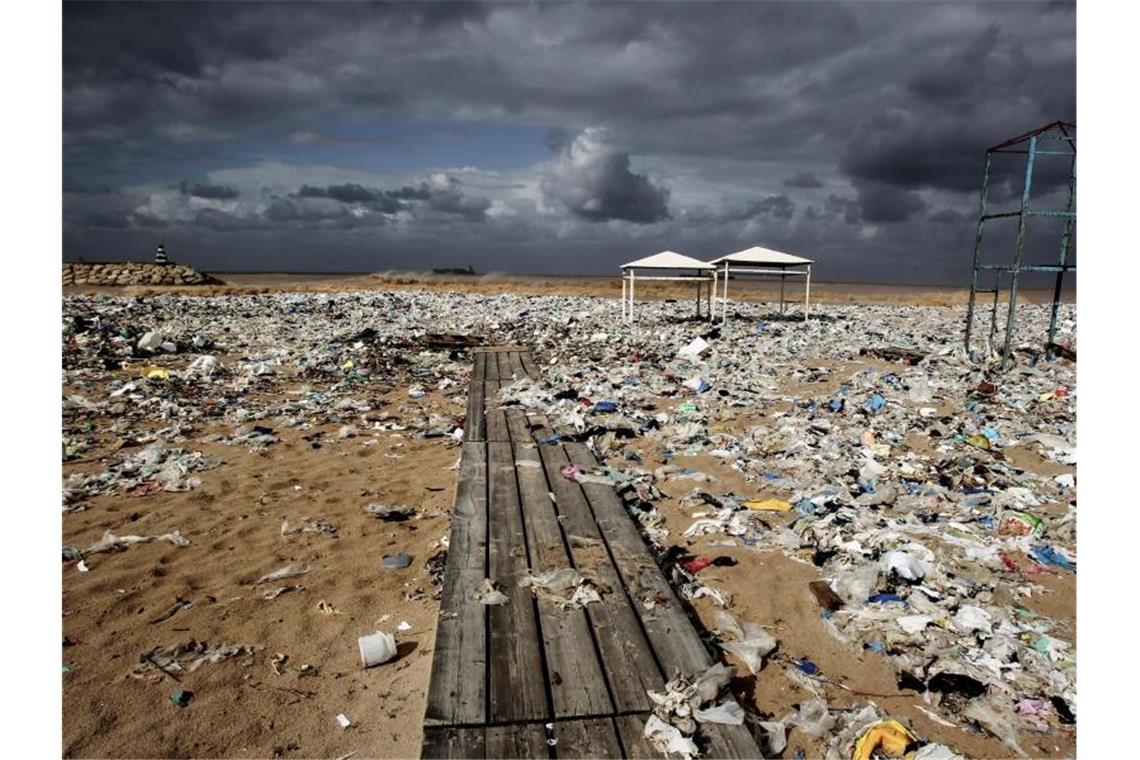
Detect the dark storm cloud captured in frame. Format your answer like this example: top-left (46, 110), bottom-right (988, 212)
top-left (854, 181), bottom-right (928, 224)
top-left (62, 1), bottom-right (1074, 281)
top-left (930, 208), bottom-right (968, 225)
top-left (784, 172), bottom-right (824, 189)
top-left (292, 178), bottom-right (488, 219)
top-left (541, 128), bottom-right (670, 224)
top-left (179, 180), bottom-right (240, 200)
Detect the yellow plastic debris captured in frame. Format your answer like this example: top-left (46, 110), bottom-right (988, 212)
top-left (966, 434), bottom-right (990, 450)
top-left (141, 365), bottom-right (169, 381)
top-left (743, 499), bottom-right (793, 512)
top-left (341, 359), bottom-right (354, 371)
top-left (851, 719), bottom-right (915, 760)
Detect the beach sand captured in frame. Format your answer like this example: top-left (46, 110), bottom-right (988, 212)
top-left (62, 278), bottom-right (1075, 758)
top-left (67, 269), bottom-right (1074, 307)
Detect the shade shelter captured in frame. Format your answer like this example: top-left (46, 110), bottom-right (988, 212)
top-left (710, 246), bottom-right (813, 321)
top-left (620, 250), bottom-right (717, 323)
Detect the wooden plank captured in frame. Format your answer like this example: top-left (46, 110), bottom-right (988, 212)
top-left (464, 353), bottom-right (487, 442)
top-left (482, 350), bottom-right (501, 380)
top-left (552, 718), bottom-right (624, 759)
top-left (514, 443), bottom-right (613, 718)
top-left (504, 352), bottom-right (533, 442)
top-left (487, 441), bottom-right (550, 723)
top-left (505, 407), bottom-right (532, 443)
top-left (484, 380), bottom-right (509, 442)
top-left (613, 714), bottom-right (662, 759)
top-left (520, 351), bottom-right (539, 378)
top-left (484, 723), bottom-right (550, 759)
top-left (424, 442), bottom-right (488, 725)
top-left (507, 350), bottom-right (528, 379)
top-left (700, 724), bottom-right (763, 759)
top-left (537, 444), bottom-right (662, 712)
top-left (564, 442), bottom-right (714, 678)
top-left (497, 351), bottom-right (515, 382)
top-left (421, 726), bottom-right (486, 759)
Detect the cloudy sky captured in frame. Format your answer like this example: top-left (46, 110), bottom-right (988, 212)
top-left (62, 1), bottom-right (1075, 283)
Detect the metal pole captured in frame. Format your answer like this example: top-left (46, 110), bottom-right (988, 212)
top-left (965, 152), bottom-right (993, 356)
top-left (621, 272), bottom-right (627, 320)
top-left (779, 271), bottom-right (785, 314)
top-left (695, 274), bottom-right (701, 317)
top-left (722, 262), bottom-right (729, 323)
top-left (629, 270), bottom-right (636, 324)
top-left (1047, 152), bottom-right (1077, 346)
top-left (1000, 135), bottom-right (1037, 371)
top-left (804, 265), bottom-right (811, 320)
top-left (707, 272), bottom-right (715, 321)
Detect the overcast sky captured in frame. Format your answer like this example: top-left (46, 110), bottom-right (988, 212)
top-left (62, 1), bottom-right (1075, 283)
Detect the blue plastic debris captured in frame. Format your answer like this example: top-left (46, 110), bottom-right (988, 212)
top-left (1032, 546), bottom-right (1076, 571)
top-left (625, 451), bottom-right (642, 463)
top-left (795, 659), bottom-right (820, 675)
top-left (865, 394), bottom-right (886, 413)
top-left (795, 499), bottom-right (816, 515)
top-left (867, 593), bottom-right (906, 605)
top-left (828, 398), bottom-right (845, 412)
top-left (538, 433), bottom-right (561, 445)
top-left (868, 641), bottom-right (886, 654)
top-left (592, 400), bottom-right (618, 413)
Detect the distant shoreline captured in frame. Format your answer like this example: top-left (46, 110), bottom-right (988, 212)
top-left (60, 263), bottom-right (1076, 292)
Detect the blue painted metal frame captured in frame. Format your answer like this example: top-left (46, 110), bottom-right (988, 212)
top-left (963, 121), bottom-right (1076, 369)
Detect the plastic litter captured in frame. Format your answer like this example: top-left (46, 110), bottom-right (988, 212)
top-left (358, 631), bottom-right (397, 667)
top-left (473, 579), bottom-right (509, 605)
top-left (851, 719), bottom-right (915, 760)
top-left (253, 564), bottom-right (311, 585)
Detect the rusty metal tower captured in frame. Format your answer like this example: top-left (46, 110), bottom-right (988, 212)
top-left (964, 121), bottom-right (1076, 370)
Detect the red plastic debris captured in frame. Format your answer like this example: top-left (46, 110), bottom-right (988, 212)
top-left (680, 557), bottom-right (713, 574)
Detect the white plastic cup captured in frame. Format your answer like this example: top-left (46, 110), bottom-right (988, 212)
top-left (358, 631), bottom-right (397, 668)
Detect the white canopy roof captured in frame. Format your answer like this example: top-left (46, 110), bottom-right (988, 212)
top-left (622, 250), bottom-right (715, 270)
top-left (709, 246), bottom-right (813, 266)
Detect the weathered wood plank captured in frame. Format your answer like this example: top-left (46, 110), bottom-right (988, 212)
top-left (494, 353), bottom-right (513, 382)
top-left (552, 718), bottom-right (624, 759)
top-left (484, 723), bottom-right (550, 759)
top-left (519, 351), bottom-right (539, 378)
top-left (700, 724), bottom-right (764, 759)
top-left (424, 442), bottom-right (488, 725)
top-left (507, 350), bottom-right (527, 380)
top-left (613, 714), bottom-right (662, 759)
top-left (421, 726), bottom-right (486, 759)
top-left (484, 380), bottom-right (509, 442)
top-left (487, 440), bottom-right (550, 723)
top-left (505, 407), bottom-right (532, 443)
top-left (538, 444), bottom-right (662, 712)
top-left (563, 442), bottom-right (713, 679)
top-left (464, 353), bottom-right (487, 442)
top-left (514, 443), bottom-right (613, 718)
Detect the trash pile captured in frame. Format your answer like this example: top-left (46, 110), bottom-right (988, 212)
top-left (490, 298), bottom-right (1076, 756)
top-left (63, 289), bottom-right (1075, 756)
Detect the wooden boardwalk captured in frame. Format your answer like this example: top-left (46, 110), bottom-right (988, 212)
top-left (422, 347), bottom-right (759, 759)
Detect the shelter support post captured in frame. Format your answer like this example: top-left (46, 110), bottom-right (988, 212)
top-left (805, 265), bottom-right (811, 320)
top-left (621, 273), bottom-right (627, 321)
top-left (629, 270), bottom-right (635, 324)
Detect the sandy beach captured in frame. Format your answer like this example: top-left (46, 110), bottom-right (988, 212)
top-left (62, 281), bottom-right (1075, 759)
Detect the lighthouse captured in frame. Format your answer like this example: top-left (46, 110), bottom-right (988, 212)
top-left (155, 242), bottom-right (168, 265)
